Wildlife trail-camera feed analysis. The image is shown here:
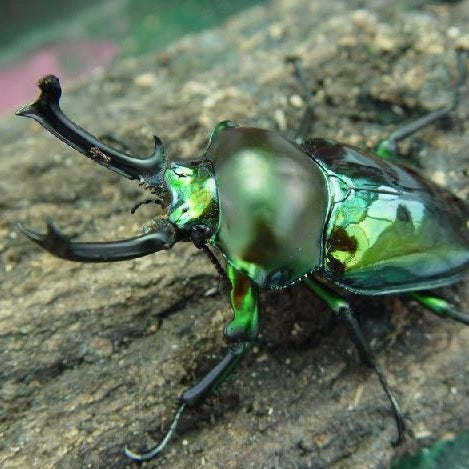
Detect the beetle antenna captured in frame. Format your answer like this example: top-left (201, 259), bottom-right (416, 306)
top-left (130, 197), bottom-right (163, 214)
top-left (16, 75), bottom-right (167, 186)
top-left (124, 402), bottom-right (186, 462)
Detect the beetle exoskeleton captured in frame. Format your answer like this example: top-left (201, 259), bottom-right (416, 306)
top-left (17, 51), bottom-right (469, 462)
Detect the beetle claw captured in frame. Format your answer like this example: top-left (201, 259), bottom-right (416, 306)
top-left (124, 403), bottom-right (186, 462)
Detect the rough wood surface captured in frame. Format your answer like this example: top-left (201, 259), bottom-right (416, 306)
top-left (1, 1), bottom-right (468, 468)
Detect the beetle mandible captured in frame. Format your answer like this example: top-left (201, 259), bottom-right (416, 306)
top-left (17, 51), bottom-right (469, 462)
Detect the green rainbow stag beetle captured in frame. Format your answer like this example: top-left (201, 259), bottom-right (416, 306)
top-left (17, 52), bottom-right (469, 462)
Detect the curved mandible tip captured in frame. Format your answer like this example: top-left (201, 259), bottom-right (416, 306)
top-left (17, 219), bottom-right (177, 262)
top-left (17, 220), bottom-right (68, 254)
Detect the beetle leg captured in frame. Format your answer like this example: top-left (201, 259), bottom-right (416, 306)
top-left (125, 341), bottom-right (251, 462)
top-left (189, 224), bottom-right (230, 290)
top-left (125, 265), bottom-right (259, 462)
top-left (17, 219), bottom-right (177, 262)
top-left (375, 49), bottom-right (468, 159)
top-left (303, 277), bottom-right (407, 446)
top-left (223, 264), bottom-right (260, 342)
top-left (182, 266), bottom-right (258, 397)
top-left (409, 292), bottom-right (469, 326)
top-left (286, 56), bottom-right (315, 142)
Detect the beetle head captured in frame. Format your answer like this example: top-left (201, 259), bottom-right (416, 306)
top-left (17, 76), bottom-right (219, 239)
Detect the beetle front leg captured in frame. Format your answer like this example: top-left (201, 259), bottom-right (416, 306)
top-left (286, 56), bottom-right (315, 142)
top-left (125, 265), bottom-right (259, 462)
top-left (303, 277), bottom-right (407, 446)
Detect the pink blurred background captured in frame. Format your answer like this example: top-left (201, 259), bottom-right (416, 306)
top-left (0, 40), bottom-right (118, 114)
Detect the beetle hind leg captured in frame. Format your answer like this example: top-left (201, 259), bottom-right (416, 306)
top-left (303, 277), bottom-right (407, 445)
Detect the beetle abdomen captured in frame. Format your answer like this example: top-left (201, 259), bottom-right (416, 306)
top-left (208, 127), bottom-right (329, 289)
top-left (305, 139), bottom-right (469, 294)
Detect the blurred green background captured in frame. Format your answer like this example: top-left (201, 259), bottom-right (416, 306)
top-left (0, 0), bottom-right (267, 113)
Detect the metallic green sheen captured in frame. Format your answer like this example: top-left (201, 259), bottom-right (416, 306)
top-left (224, 264), bottom-right (259, 341)
top-left (165, 161), bottom-right (218, 231)
top-left (305, 139), bottom-right (469, 294)
top-left (206, 126), bottom-right (329, 289)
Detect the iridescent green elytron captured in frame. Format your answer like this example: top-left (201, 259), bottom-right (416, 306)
top-left (304, 139), bottom-right (469, 294)
top-left (16, 54), bottom-right (469, 463)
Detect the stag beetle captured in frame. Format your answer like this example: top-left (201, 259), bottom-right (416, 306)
top-left (17, 52), bottom-right (469, 461)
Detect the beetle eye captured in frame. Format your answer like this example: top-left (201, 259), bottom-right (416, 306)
top-left (174, 168), bottom-right (191, 177)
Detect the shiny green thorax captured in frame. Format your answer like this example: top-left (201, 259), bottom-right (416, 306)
top-left (161, 122), bottom-right (330, 290)
top-left (205, 124), bottom-right (329, 290)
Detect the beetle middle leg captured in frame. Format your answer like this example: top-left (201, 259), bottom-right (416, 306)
top-left (409, 291), bottom-right (469, 326)
top-left (125, 265), bottom-right (259, 462)
top-left (303, 277), bottom-right (407, 445)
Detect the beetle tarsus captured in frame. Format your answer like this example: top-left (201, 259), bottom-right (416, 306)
top-left (124, 402), bottom-right (187, 462)
top-left (125, 342), bottom-right (250, 461)
top-left (17, 219), bottom-right (176, 262)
